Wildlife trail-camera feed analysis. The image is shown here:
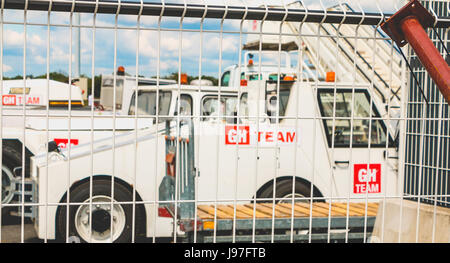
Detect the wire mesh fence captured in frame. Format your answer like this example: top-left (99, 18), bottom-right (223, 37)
top-left (0, 0), bottom-right (448, 243)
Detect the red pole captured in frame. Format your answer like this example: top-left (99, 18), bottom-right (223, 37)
top-left (401, 17), bottom-right (450, 103)
top-left (381, 0), bottom-right (450, 104)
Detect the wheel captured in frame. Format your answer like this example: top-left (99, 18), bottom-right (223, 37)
top-left (56, 179), bottom-right (143, 243)
top-left (257, 179), bottom-right (321, 204)
top-left (2, 145), bottom-right (22, 216)
top-left (2, 165), bottom-right (16, 205)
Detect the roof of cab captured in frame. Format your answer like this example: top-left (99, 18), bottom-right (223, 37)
top-left (136, 84), bottom-right (240, 93)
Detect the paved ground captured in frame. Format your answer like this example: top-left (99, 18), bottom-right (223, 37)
top-left (1, 213), bottom-right (172, 243)
top-left (1, 215), bottom-right (40, 243)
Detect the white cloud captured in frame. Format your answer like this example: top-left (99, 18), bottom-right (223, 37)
top-left (4, 30), bottom-right (25, 47)
top-left (1, 0), bottom-right (410, 78)
top-left (160, 60), bottom-right (179, 71)
top-left (211, 36), bottom-right (240, 53)
top-left (34, 55), bottom-right (46, 65)
top-left (51, 45), bottom-right (72, 62)
top-left (4, 29), bottom-right (45, 47)
top-left (2, 64), bottom-right (12, 72)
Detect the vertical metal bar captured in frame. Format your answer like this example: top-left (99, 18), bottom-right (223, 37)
top-left (213, 0), bottom-right (228, 243)
top-left (180, 140), bottom-right (184, 195)
top-left (431, 74), bottom-right (444, 243)
top-left (44, 0), bottom-right (53, 244)
top-left (308, 0), bottom-right (327, 243)
top-left (380, 13), bottom-right (396, 244)
top-left (21, 0), bottom-right (28, 243)
top-left (269, 0), bottom-right (288, 244)
top-left (65, 0), bottom-right (75, 243)
top-left (414, 52), bottom-right (428, 244)
top-left (131, 0), bottom-right (143, 244)
top-left (74, 13), bottom-right (80, 78)
top-left (231, 0), bottom-right (247, 243)
top-left (290, 0), bottom-right (308, 244)
top-left (153, 0), bottom-right (164, 244)
top-left (445, 0), bottom-right (449, 208)
top-left (193, 0), bottom-right (207, 244)
top-left (0, 0), bottom-right (3, 244)
top-left (252, 1), bottom-right (268, 243)
top-left (362, 0), bottom-right (384, 243)
top-left (88, 0), bottom-right (99, 244)
top-left (326, 0), bottom-right (347, 243)
top-left (431, 1), bottom-right (446, 242)
top-left (344, 0), bottom-right (365, 243)
top-left (173, 0), bottom-right (187, 243)
top-left (397, 43), bottom-right (410, 244)
top-left (110, 0), bottom-right (121, 243)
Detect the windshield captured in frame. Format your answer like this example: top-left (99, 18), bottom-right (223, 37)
top-left (318, 89), bottom-right (390, 147)
top-left (202, 95), bottom-right (238, 124)
top-left (102, 78), bottom-right (124, 88)
top-left (128, 91), bottom-right (172, 119)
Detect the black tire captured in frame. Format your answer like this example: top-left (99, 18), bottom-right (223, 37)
top-left (257, 179), bottom-right (322, 203)
top-left (2, 145), bottom-right (22, 217)
top-left (56, 179), bottom-right (144, 243)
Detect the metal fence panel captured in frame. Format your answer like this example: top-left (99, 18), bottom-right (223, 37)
top-left (0, 0), bottom-right (448, 244)
top-left (404, 0), bottom-right (449, 208)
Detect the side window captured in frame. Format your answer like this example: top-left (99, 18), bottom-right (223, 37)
top-left (201, 95), bottom-right (238, 124)
top-left (245, 72), bottom-right (261, 81)
top-left (318, 89), bottom-right (389, 147)
top-left (174, 94), bottom-right (193, 117)
top-left (239, 92), bottom-right (269, 124)
top-left (238, 92), bottom-right (253, 124)
top-left (266, 89), bottom-right (291, 123)
top-left (239, 93), bottom-right (249, 118)
top-left (220, 71), bottom-right (230, 87)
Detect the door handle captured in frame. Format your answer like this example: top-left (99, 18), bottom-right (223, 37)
top-left (334, 160), bottom-right (350, 167)
top-left (335, 160), bottom-right (350, 164)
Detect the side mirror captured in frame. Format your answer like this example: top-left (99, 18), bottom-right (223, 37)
top-left (48, 141), bottom-right (60, 153)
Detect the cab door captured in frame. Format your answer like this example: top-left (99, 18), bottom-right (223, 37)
top-left (195, 92), bottom-right (279, 202)
top-left (196, 94), bottom-right (241, 202)
top-left (316, 88), bottom-right (398, 201)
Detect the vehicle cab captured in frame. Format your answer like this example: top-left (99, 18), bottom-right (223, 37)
top-left (99, 67), bottom-right (176, 114)
top-left (231, 79), bottom-right (400, 202)
top-left (220, 51), bottom-right (301, 89)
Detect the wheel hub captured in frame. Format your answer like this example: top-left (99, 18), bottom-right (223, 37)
top-left (74, 195), bottom-right (126, 243)
top-left (91, 209), bottom-right (111, 233)
top-left (278, 193), bottom-right (309, 204)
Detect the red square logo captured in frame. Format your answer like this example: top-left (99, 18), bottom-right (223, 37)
top-left (2, 95), bottom-right (16, 105)
top-left (225, 126), bottom-right (250, 145)
top-left (53, 138), bottom-right (79, 149)
top-left (353, 163), bottom-right (381, 194)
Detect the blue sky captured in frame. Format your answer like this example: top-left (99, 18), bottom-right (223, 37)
top-left (1, 0), bottom-right (404, 79)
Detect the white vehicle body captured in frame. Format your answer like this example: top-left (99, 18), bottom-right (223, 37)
top-left (99, 74), bottom-right (176, 112)
top-left (1, 74), bottom-right (168, 160)
top-left (31, 79), bottom-right (400, 241)
top-left (0, 74), bottom-right (174, 208)
top-left (1, 79), bottom-right (84, 108)
top-left (1, 62), bottom-right (297, 209)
